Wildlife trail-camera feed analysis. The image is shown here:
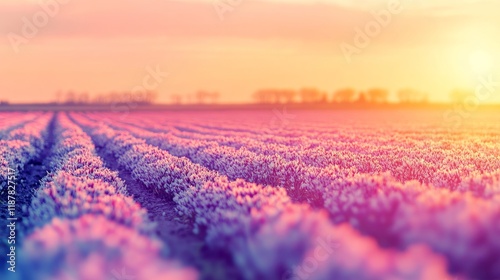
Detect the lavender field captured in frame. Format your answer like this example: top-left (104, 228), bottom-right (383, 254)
top-left (1, 110), bottom-right (500, 280)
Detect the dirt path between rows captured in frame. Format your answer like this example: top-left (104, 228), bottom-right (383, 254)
top-left (0, 113), bottom-right (57, 271)
top-left (93, 143), bottom-right (241, 280)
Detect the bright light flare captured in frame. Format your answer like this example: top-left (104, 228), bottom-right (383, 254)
top-left (469, 50), bottom-right (493, 74)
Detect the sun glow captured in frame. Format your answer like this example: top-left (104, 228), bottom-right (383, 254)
top-left (469, 50), bottom-right (493, 75)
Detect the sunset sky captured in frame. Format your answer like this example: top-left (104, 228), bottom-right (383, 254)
top-left (1, 0), bottom-right (499, 104)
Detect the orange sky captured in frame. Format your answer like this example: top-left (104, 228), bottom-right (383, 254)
top-left (1, 0), bottom-right (499, 104)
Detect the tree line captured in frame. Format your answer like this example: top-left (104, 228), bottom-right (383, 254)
top-left (0, 88), bottom-right (480, 106)
top-left (53, 91), bottom-right (157, 105)
top-left (253, 88), bottom-right (429, 104)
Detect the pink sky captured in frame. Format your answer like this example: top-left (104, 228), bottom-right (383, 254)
top-left (1, 0), bottom-right (499, 103)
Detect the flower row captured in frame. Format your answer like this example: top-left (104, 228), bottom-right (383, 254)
top-left (13, 114), bottom-right (196, 280)
top-left (0, 113), bottom-right (52, 191)
top-left (73, 113), bottom-right (453, 280)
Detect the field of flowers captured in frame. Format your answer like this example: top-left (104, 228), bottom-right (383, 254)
top-left (0, 110), bottom-right (499, 280)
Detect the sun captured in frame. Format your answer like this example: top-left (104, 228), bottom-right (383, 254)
top-left (469, 50), bottom-right (493, 74)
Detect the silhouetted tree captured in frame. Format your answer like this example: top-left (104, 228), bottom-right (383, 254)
top-left (196, 91), bottom-right (209, 104)
top-left (196, 91), bottom-right (220, 104)
top-left (77, 92), bottom-right (89, 104)
top-left (143, 91), bottom-right (157, 104)
top-left (366, 88), bottom-right (389, 103)
top-left (65, 91), bottom-right (76, 104)
top-left (333, 88), bottom-right (357, 103)
top-left (282, 90), bottom-right (296, 103)
top-left (253, 90), bottom-right (268, 103)
top-left (397, 89), bottom-right (427, 104)
top-left (299, 88), bottom-right (327, 103)
top-left (397, 89), bottom-right (413, 103)
top-left (55, 91), bottom-right (63, 104)
top-left (356, 92), bottom-right (367, 103)
top-left (186, 94), bottom-right (194, 104)
top-left (253, 89), bottom-right (297, 104)
top-left (170, 94), bottom-right (182, 104)
top-left (94, 94), bottom-right (105, 104)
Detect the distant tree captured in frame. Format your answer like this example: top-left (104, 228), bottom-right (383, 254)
top-left (319, 93), bottom-right (328, 103)
top-left (143, 91), bottom-right (157, 104)
top-left (397, 89), bottom-right (412, 103)
top-left (78, 92), bottom-right (90, 104)
top-left (271, 90), bottom-right (283, 103)
top-left (170, 94), bottom-right (182, 104)
top-left (94, 94), bottom-right (105, 104)
top-left (196, 91), bottom-right (220, 104)
top-left (109, 92), bottom-right (120, 103)
top-left (299, 88), bottom-right (327, 103)
top-left (366, 88), bottom-right (389, 103)
top-left (55, 91), bottom-right (63, 104)
top-left (253, 90), bottom-right (268, 103)
top-left (333, 88), bottom-right (357, 103)
top-left (65, 91), bottom-right (76, 104)
top-left (299, 88), bottom-right (317, 103)
top-left (253, 88), bottom-right (334, 104)
top-left (272, 90), bottom-right (282, 103)
top-left (253, 89), bottom-right (296, 104)
top-left (281, 90), bottom-right (296, 103)
top-left (356, 92), bottom-right (367, 103)
top-left (274, 89), bottom-right (296, 103)
top-left (186, 94), bottom-right (194, 104)
top-left (397, 89), bottom-right (427, 104)
top-left (196, 91), bottom-right (209, 104)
